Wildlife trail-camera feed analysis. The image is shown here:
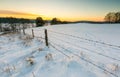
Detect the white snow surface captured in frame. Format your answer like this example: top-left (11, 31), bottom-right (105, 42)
top-left (0, 23), bottom-right (120, 77)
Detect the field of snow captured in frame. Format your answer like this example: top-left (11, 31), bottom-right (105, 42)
top-left (0, 23), bottom-right (120, 77)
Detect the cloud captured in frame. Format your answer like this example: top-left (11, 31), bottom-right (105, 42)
top-left (0, 10), bottom-right (42, 19)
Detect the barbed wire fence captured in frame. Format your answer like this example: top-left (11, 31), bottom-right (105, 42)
top-left (49, 40), bottom-right (118, 77)
top-left (24, 28), bottom-right (119, 77)
top-left (48, 30), bottom-right (120, 49)
top-left (48, 35), bottom-right (120, 62)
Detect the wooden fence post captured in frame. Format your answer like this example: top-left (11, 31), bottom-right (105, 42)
top-left (0, 24), bottom-right (2, 32)
top-left (32, 29), bottom-right (34, 38)
top-left (44, 29), bottom-right (49, 46)
top-left (23, 28), bottom-right (25, 35)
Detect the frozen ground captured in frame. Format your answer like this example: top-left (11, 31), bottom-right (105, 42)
top-left (0, 23), bottom-right (120, 77)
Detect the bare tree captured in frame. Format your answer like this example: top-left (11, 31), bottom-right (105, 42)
top-left (115, 12), bottom-right (120, 22)
top-left (104, 12), bottom-right (120, 23)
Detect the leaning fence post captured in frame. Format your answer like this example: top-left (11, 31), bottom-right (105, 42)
top-left (44, 29), bottom-right (49, 46)
top-left (32, 29), bottom-right (34, 38)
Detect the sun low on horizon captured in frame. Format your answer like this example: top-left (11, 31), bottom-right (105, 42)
top-left (0, 0), bottom-right (120, 21)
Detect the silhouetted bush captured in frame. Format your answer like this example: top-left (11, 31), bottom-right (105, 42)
top-left (51, 18), bottom-right (62, 25)
top-left (35, 17), bottom-right (45, 27)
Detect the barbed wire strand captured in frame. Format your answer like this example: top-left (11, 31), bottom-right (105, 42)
top-left (48, 30), bottom-right (120, 49)
top-left (50, 43), bottom-right (70, 58)
top-left (49, 36), bottom-right (120, 61)
top-left (49, 41), bottom-right (118, 77)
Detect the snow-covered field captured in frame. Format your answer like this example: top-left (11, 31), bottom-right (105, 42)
top-left (0, 23), bottom-right (120, 77)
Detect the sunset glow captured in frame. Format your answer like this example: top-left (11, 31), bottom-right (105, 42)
top-left (0, 0), bottom-right (120, 21)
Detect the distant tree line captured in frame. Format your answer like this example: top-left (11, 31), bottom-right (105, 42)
top-left (0, 17), bottom-right (34, 23)
top-left (0, 17), bottom-right (35, 32)
top-left (104, 12), bottom-right (120, 23)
